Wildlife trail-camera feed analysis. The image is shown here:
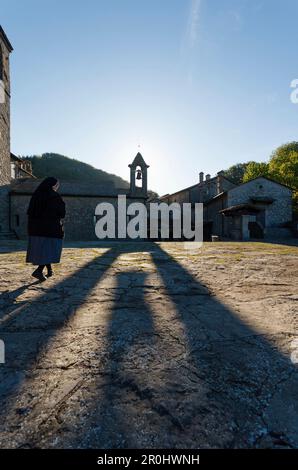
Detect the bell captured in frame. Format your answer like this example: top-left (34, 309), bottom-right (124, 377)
top-left (136, 169), bottom-right (142, 180)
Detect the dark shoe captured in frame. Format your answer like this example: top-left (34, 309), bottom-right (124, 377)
top-left (46, 269), bottom-right (53, 278)
top-left (32, 269), bottom-right (47, 282)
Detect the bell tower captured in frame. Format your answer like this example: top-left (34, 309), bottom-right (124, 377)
top-left (0, 26), bottom-right (13, 233)
top-left (129, 152), bottom-right (149, 198)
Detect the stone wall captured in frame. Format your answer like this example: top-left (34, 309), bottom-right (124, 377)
top-left (0, 185), bottom-right (10, 232)
top-left (0, 30), bottom-right (12, 232)
top-left (164, 176), bottom-right (236, 207)
top-left (10, 194), bottom-right (148, 241)
top-left (167, 189), bottom-right (191, 204)
top-left (227, 177), bottom-right (292, 227)
top-left (198, 176), bottom-right (235, 203)
top-left (0, 33), bottom-right (11, 185)
top-left (205, 194), bottom-right (227, 237)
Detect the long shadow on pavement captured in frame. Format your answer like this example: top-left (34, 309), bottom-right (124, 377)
top-left (0, 248), bottom-right (118, 447)
top-left (67, 243), bottom-right (298, 448)
top-left (0, 242), bottom-right (297, 448)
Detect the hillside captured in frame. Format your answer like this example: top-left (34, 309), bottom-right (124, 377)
top-left (23, 153), bottom-right (130, 189)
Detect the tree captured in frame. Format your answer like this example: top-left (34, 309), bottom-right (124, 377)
top-left (269, 142), bottom-right (298, 215)
top-left (268, 142), bottom-right (298, 190)
top-left (23, 153), bottom-right (130, 189)
top-left (243, 162), bottom-right (269, 182)
top-left (22, 152), bottom-right (159, 198)
top-left (222, 142), bottom-right (298, 216)
top-left (223, 163), bottom-right (251, 185)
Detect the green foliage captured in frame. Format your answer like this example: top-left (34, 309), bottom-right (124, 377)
top-left (243, 162), bottom-right (269, 182)
top-left (269, 142), bottom-right (298, 190)
top-left (269, 142), bottom-right (298, 214)
top-left (147, 190), bottom-right (159, 200)
top-left (23, 153), bottom-right (130, 189)
top-left (223, 163), bottom-right (251, 185)
top-left (238, 142), bottom-right (298, 215)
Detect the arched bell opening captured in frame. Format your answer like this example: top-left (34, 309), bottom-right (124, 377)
top-left (135, 165), bottom-right (143, 188)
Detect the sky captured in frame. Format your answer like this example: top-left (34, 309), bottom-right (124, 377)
top-left (1, 0), bottom-right (298, 195)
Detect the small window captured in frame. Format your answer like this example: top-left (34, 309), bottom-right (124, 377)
top-left (15, 215), bottom-right (20, 227)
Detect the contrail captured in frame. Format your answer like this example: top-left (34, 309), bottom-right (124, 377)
top-left (187, 0), bottom-right (202, 48)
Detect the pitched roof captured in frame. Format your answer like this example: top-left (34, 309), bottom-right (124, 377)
top-left (0, 26), bottom-right (13, 52)
top-left (10, 153), bottom-right (23, 162)
top-left (129, 152), bottom-right (149, 168)
top-left (9, 179), bottom-right (133, 197)
top-left (231, 176), bottom-right (293, 191)
top-left (162, 174), bottom-right (234, 199)
top-left (10, 153), bottom-right (36, 178)
top-left (219, 204), bottom-right (260, 216)
top-left (204, 191), bottom-right (227, 205)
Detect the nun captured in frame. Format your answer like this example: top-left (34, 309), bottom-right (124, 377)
top-left (26, 177), bottom-right (65, 281)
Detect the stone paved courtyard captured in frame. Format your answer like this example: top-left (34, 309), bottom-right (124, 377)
top-left (0, 240), bottom-right (297, 449)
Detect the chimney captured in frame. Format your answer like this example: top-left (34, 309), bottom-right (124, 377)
top-left (199, 172), bottom-right (204, 183)
top-left (205, 174), bottom-right (211, 181)
top-left (217, 170), bottom-right (224, 194)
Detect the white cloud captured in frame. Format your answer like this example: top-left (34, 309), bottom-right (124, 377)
top-left (186, 0), bottom-right (202, 48)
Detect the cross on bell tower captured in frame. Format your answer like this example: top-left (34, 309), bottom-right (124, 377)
top-left (128, 152), bottom-right (149, 198)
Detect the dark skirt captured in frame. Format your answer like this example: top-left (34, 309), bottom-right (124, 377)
top-left (26, 236), bottom-right (63, 265)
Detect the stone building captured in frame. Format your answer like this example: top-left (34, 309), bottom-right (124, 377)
top-left (0, 24), bottom-right (293, 242)
top-left (9, 152), bottom-right (149, 241)
top-left (161, 171), bottom-right (236, 205)
top-left (207, 176), bottom-right (292, 240)
top-left (0, 26), bottom-right (12, 186)
top-left (161, 172), bottom-right (293, 240)
top-left (0, 27), bottom-right (35, 238)
top-left (0, 26), bottom-right (13, 234)
top-left (10, 153), bottom-right (34, 179)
